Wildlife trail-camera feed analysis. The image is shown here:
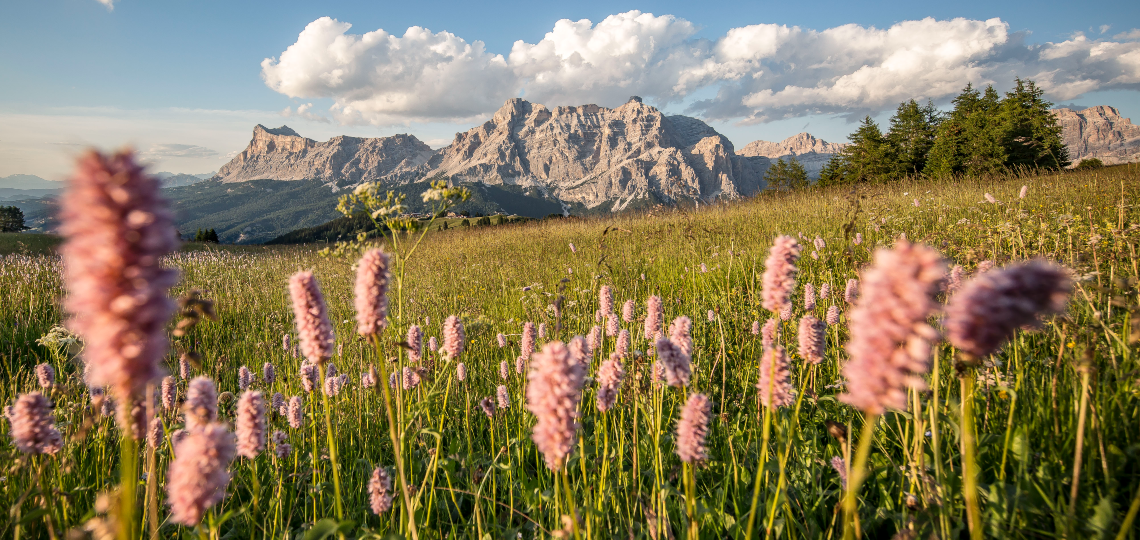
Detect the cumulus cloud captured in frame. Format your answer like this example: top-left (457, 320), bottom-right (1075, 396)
top-left (262, 12), bottom-right (1140, 124)
top-left (96, 0), bottom-right (114, 11)
top-left (280, 103), bottom-right (331, 123)
top-left (142, 144), bottom-right (219, 159)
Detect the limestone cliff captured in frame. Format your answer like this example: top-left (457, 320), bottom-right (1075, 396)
top-left (1051, 106), bottom-right (1140, 166)
top-left (737, 133), bottom-right (848, 178)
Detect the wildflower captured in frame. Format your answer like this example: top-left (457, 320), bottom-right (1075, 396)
top-left (985, 193), bottom-right (997, 204)
top-left (299, 362), bottom-right (319, 393)
top-left (428, 336), bottom-right (438, 356)
top-left (914, 198), bottom-right (920, 208)
top-left (751, 320), bottom-right (761, 335)
top-left (676, 393), bottom-right (711, 464)
top-left (854, 233), bottom-right (863, 245)
top-left (282, 334), bottom-right (290, 351)
top-left (804, 283), bottom-right (816, 311)
top-left (497, 385), bottom-right (510, 409)
top-left (442, 315), bottom-right (465, 359)
top-left (840, 242), bottom-right (946, 414)
top-left (148, 417), bottom-right (164, 449)
top-left (588, 325), bottom-right (602, 356)
top-left (101, 396), bottom-right (115, 418)
top-left (595, 354), bottom-right (625, 412)
top-left (606, 314), bottom-right (620, 337)
top-left (820, 283), bottom-right (831, 300)
top-left (166, 422), bottom-right (236, 526)
top-left (35, 363), bottom-right (54, 389)
top-left (644, 295), bottom-right (663, 340)
top-left (538, 323), bottom-right (547, 340)
top-left (7, 392), bottom-right (63, 454)
top-left (360, 371), bottom-right (376, 389)
top-left (479, 397), bottom-right (495, 418)
top-left (798, 316), bottom-right (827, 365)
top-left (60, 150), bottom-right (178, 411)
top-left (272, 430), bottom-right (291, 459)
top-left (830, 456), bottom-right (848, 489)
top-left (569, 243), bottom-right (577, 254)
top-left (811, 251), bottom-right (820, 260)
top-left (272, 392), bottom-right (285, 415)
top-left (757, 346), bottom-right (794, 409)
top-left (401, 366), bottom-right (420, 390)
top-left (947, 265), bottom-right (964, 295)
top-left (569, 335), bottom-right (591, 366)
top-left (526, 341), bottom-right (587, 470)
top-left (407, 325), bottom-right (423, 363)
top-left (707, 310), bottom-right (715, 322)
top-left (289, 271), bottom-right (335, 364)
top-left (238, 366), bottom-right (253, 391)
top-left (457, 363), bottom-right (467, 382)
top-left (369, 466), bottom-right (394, 514)
top-left (599, 285), bottom-right (614, 315)
top-left (497, 333), bottom-right (508, 348)
top-left (826, 305), bottom-right (841, 325)
top-left (287, 396), bottom-right (304, 429)
top-left (235, 391), bottom-right (265, 459)
top-left (161, 376), bottom-right (176, 410)
top-left (844, 278), bottom-right (859, 304)
top-left (326, 363), bottom-right (338, 378)
top-left (655, 337), bottom-right (692, 387)
top-left (814, 236), bottom-right (826, 251)
top-left (616, 329), bottom-right (630, 359)
top-left (262, 362), bottom-right (276, 386)
top-left (521, 321), bottom-right (537, 359)
top-left (184, 377), bottom-right (218, 429)
top-left (761, 318), bottom-right (779, 349)
top-left (668, 316), bottom-right (693, 357)
top-left (977, 260), bottom-right (994, 274)
top-left (500, 360), bottom-right (510, 381)
top-left (1019, 185), bottom-right (1028, 199)
top-left (761, 236), bottom-right (801, 315)
top-left (622, 300), bottom-right (635, 323)
top-left (700, 263), bottom-right (709, 273)
top-left (354, 249), bottom-right (390, 337)
top-left (945, 260), bottom-right (1071, 359)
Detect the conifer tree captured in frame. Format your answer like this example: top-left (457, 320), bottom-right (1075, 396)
top-left (887, 100), bottom-right (941, 176)
top-left (764, 157), bottom-right (810, 191)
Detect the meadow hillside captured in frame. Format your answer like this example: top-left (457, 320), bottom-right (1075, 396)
top-left (1, 165), bottom-right (1139, 539)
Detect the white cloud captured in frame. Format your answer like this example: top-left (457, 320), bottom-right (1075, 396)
top-left (280, 103), bottom-right (331, 123)
top-left (262, 13), bottom-right (1140, 125)
top-left (96, 0), bottom-right (114, 11)
top-left (1113, 29), bottom-right (1140, 41)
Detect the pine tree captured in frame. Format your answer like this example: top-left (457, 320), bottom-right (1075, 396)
top-left (0, 206), bottom-right (29, 232)
top-left (764, 157), bottom-right (810, 191)
top-left (925, 84), bottom-right (1005, 177)
top-left (194, 228), bottom-right (204, 242)
top-left (887, 100), bottom-right (941, 176)
top-left (998, 78), bottom-right (1069, 170)
top-left (207, 228), bottom-right (219, 243)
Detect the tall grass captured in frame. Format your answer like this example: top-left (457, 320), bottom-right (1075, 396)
top-left (2, 165), bottom-right (1139, 539)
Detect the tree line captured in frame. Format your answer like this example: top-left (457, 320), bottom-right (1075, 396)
top-left (763, 78), bottom-right (1071, 190)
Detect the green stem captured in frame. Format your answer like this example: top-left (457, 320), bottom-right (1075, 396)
top-left (961, 374), bottom-right (983, 540)
top-left (744, 401), bottom-right (772, 539)
top-left (119, 429), bottom-right (138, 540)
top-left (1068, 369), bottom-right (1092, 535)
top-left (371, 336), bottom-right (420, 540)
top-left (317, 364), bottom-right (344, 521)
top-left (842, 413), bottom-right (878, 540)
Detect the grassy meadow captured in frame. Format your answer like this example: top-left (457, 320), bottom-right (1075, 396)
top-left (2, 165), bottom-right (1140, 539)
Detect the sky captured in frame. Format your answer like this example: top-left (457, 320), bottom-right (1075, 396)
top-left (1, 0), bottom-right (1138, 179)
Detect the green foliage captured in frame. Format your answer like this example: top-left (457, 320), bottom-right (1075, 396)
top-left (1076, 157), bottom-right (1105, 170)
top-left (887, 99), bottom-right (942, 176)
top-left (193, 228), bottom-right (220, 243)
top-left (0, 205), bottom-right (29, 232)
top-left (763, 157), bottom-right (809, 191)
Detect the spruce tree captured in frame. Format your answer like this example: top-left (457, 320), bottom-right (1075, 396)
top-left (764, 157), bottom-right (810, 191)
top-left (999, 78), bottom-right (1069, 170)
top-left (887, 100), bottom-right (941, 176)
top-left (0, 206), bottom-right (29, 232)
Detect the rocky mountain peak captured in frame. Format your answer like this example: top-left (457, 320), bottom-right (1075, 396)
top-left (1051, 106), bottom-right (1140, 165)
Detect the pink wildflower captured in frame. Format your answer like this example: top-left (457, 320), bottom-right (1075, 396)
top-left (840, 242), bottom-right (946, 414)
top-left (526, 341), bottom-right (586, 471)
top-left (761, 318), bottom-right (779, 349)
top-left (442, 315), bottom-right (464, 359)
top-left (497, 385), bottom-right (510, 409)
top-left (844, 278), bottom-right (859, 304)
top-left (7, 392), bottom-right (63, 454)
top-left (804, 283), bottom-right (816, 311)
top-left (166, 422), bottom-right (236, 526)
top-left (407, 325), bottom-right (423, 363)
top-left (369, 466), bottom-right (393, 514)
top-left (757, 346), bottom-right (794, 409)
top-left (235, 391), bottom-right (265, 459)
top-left (354, 249), bottom-right (390, 337)
top-left (595, 353), bottom-right (625, 412)
top-left (599, 285), bottom-right (614, 315)
top-left (497, 333), bottom-right (507, 348)
top-left (644, 296), bottom-right (663, 340)
top-left (622, 300), bottom-right (635, 323)
top-left (35, 363), bottom-right (54, 389)
top-left (676, 393), bottom-right (711, 464)
top-left (751, 320), bottom-right (761, 335)
top-left (161, 376), bottom-right (176, 410)
top-left (287, 396), bottom-right (304, 429)
top-left (184, 376), bottom-right (218, 429)
top-left (761, 236), bottom-right (801, 315)
top-left (262, 362), bottom-right (276, 385)
top-left (797, 315), bottom-right (826, 365)
top-left (289, 271), bottom-right (335, 364)
top-left (826, 305), bottom-right (841, 326)
top-left (655, 337), bottom-right (691, 388)
top-left (668, 316), bottom-right (693, 357)
top-left (616, 329), bottom-right (630, 359)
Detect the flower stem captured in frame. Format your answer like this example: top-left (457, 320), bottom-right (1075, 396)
top-left (118, 430), bottom-right (138, 540)
top-left (317, 364), bottom-right (344, 521)
top-left (842, 413), bottom-right (878, 540)
top-left (1068, 368), bottom-right (1092, 535)
top-left (960, 374), bottom-right (983, 540)
top-left (370, 336), bottom-right (419, 540)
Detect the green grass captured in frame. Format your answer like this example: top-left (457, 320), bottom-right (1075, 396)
top-left (2, 165), bottom-right (1139, 539)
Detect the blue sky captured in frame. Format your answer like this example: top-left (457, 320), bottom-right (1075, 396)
top-left (1, 0), bottom-right (1138, 178)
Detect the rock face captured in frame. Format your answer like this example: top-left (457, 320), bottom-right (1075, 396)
top-left (214, 98), bottom-right (769, 212)
top-left (421, 97), bottom-right (768, 210)
top-left (213, 125), bottom-right (434, 184)
top-left (737, 133), bottom-right (848, 178)
top-left (1051, 106), bottom-right (1140, 166)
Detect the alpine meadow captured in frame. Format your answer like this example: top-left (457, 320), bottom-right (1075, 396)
top-left (2, 156), bottom-right (1139, 539)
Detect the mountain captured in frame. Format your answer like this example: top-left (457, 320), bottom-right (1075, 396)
top-left (1051, 106), bottom-right (1140, 166)
top-left (738, 133), bottom-right (848, 178)
top-left (0, 174), bottom-right (60, 190)
top-left (154, 171), bottom-right (214, 187)
top-left (209, 97), bottom-right (771, 213)
top-left (213, 125), bottom-right (434, 184)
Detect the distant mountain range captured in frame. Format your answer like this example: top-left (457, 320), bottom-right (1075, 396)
top-left (6, 99), bottom-right (1136, 243)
